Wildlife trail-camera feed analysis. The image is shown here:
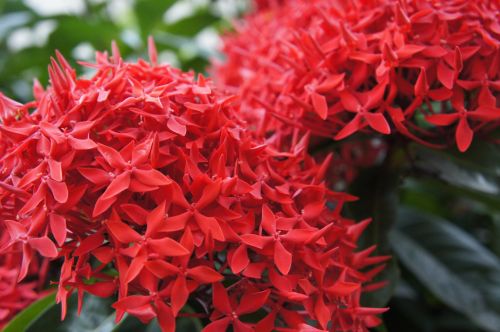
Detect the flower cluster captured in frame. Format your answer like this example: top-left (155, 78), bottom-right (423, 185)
top-left (0, 40), bottom-right (387, 331)
top-left (0, 231), bottom-right (45, 328)
top-left (214, 0), bottom-right (500, 152)
top-left (253, 0), bottom-right (284, 11)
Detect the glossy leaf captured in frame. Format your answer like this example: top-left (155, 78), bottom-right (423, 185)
top-left (391, 208), bottom-right (500, 332)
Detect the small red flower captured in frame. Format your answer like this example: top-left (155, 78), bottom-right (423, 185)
top-left (204, 283), bottom-right (271, 332)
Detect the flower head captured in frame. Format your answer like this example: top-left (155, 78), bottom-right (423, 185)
top-left (214, 0), bottom-right (500, 152)
top-left (0, 231), bottom-right (45, 329)
top-left (0, 39), bottom-right (387, 331)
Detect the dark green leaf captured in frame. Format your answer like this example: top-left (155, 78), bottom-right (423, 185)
top-left (135, 0), bottom-right (176, 38)
top-left (26, 293), bottom-right (116, 332)
top-left (163, 10), bottom-right (219, 37)
top-left (411, 144), bottom-right (500, 197)
top-left (391, 208), bottom-right (500, 332)
top-left (47, 17), bottom-right (121, 56)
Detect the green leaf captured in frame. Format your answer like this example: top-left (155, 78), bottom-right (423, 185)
top-left (3, 292), bottom-right (56, 332)
top-left (47, 17), bottom-right (121, 56)
top-left (9, 291), bottom-right (203, 331)
top-left (135, 0), bottom-right (176, 38)
top-left (26, 293), bottom-right (116, 332)
top-left (163, 10), bottom-right (219, 37)
top-left (391, 208), bottom-right (500, 332)
top-left (411, 144), bottom-right (500, 197)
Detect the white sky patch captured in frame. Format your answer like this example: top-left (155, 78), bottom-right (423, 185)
top-left (24, 0), bottom-right (86, 16)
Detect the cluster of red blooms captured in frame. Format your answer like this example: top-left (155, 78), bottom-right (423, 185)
top-left (0, 230), bottom-right (46, 329)
top-left (214, 0), bottom-right (500, 152)
top-left (253, 0), bottom-right (285, 10)
top-left (0, 95), bottom-right (49, 328)
top-left (0, 40), bottom-right (388, 331)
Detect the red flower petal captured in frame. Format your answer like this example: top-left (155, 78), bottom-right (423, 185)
top-left (314, 296), bottom-right (331, 330)
top-left (230, 244), bottom-right (250, 274)
top-left (212, 283), bottom-right (232, 314)
top-left (74, 232), bottom-right (105, 256)
top-left (48, 159), bottom-right (63, 181)
top-left (100, 171), bottom-right (131, 201)
top-left (28, 236), bottom-right (58, 258)
top-left (156, 300), bottom-right (175, 332)
top-left (46, 178), bottom-right (68, 203)
top-left (365, 113), bottom-right (391, 135)
top-left (426, 113), bottom-right (459, 126)
top-left (195, 180), bottom-right (221, 210)
top-left (68, 136), bottom-right (97, 150)
top-left (456, 117), bottom-right (473, 152)
top-left (311, 92), bottom-right (328, 120)
top-left (78, 167), bottom-right (110, 185)
top-left (188, 266), bottom-right (223, 283)
top-left (49, 213), bottom-right (67, 246)
top-left (261, 205), bottom-right (276, 235)
top-left (97, 144), bottom-right (127, 169)
top-left (148, 238), bottom-right (190, 257)
top-left (144, 260), bottom-right (179, 278)
top-left (274, 240), bottom-right (292, 275)
top-left (171, 276), bottom-right (189, 316)
top-left (236, 289), bottom-right (271, 315)
top-left (335, 114), bottom-right (362, 140)
top-left (203, 317), bottom-right (231, 332)
top-left (106, 219), bottom-right (142, 244)
top-left (133, 168), bottom-right (171, 187)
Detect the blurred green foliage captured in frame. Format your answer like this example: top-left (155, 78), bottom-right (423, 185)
top-left (348, 141), bottom-right (500, 332)
top-left (0, 0), bottom-right (245, 102)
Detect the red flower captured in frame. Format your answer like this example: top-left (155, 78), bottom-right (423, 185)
top-left (0, 231), bottom-right (47, 329)
top-left (214, 0), bottom-right (500, 151)
top-left (427, 88), bottom-right (500, 151)
top-left (0, 38), bottom-right (386, 331)
top-left (204, 283), bottom-right (271, 332)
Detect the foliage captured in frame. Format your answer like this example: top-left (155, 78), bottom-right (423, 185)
top-left (0, 0), bottom-right (243, 102)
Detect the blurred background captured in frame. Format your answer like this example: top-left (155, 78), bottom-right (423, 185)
top-left (0, 0), bottom-right (247, 102)
top-left (0, 1), bottom-right (499, 332)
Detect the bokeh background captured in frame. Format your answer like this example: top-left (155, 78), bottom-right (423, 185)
top-left (1, 1), bottom-right (499, 332)
top-left (0, 0), bottom-right (247, 102)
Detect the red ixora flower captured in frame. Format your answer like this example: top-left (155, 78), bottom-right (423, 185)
top-left (0, 38), bottom-right (388, 331)
top-left (0, 230), bottom-right (48, 329)
top-left (214, 0), bottom-right (500, 152)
